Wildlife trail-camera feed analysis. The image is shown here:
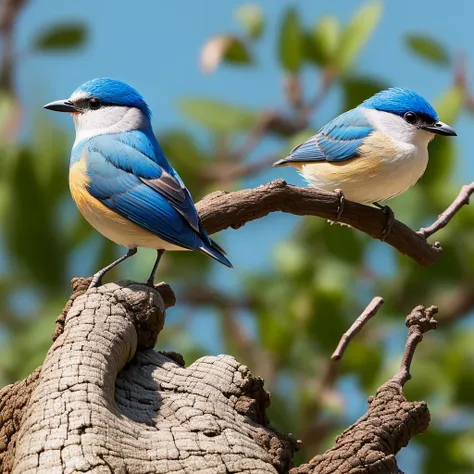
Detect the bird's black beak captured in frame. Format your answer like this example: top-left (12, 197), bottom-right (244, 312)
top-left (421, 121), bottom-right (457, 136)
top-left (43, 99), bottom-right (79, 113)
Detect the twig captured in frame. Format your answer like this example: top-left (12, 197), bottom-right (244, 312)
top-left (391, 305), bottom-right (438, 387)
top-left (435, 284), bottom-right (474, 325)
top-left (0, 0), bottom-right (27, 91)
top-left (299, 69), bottom-right (335, 123)
top-left (201, 154), bottom-right (279, 184)
top-left (318, 297), bottom-right (383, 396)
top-left (418, 182), bottom-right (474, 239)
top-left (196, 179), bottom-right (443, 267)
top-left (331, 297), bottom-right (384, 360)
top-left (232, 112), bottom-right (276, 161)
top-left (181, 285), bottom-right (253, 310)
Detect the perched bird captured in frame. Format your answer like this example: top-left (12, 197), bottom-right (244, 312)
top-left (44, 78), bottom-right (232, 288)
top-left (273, 88), bottom-right (456, 237)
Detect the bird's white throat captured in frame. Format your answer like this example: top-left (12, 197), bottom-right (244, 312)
top-left (72, 105), bottom-right (149, 145)
top-left (361, 107), bottom-right (435, 148)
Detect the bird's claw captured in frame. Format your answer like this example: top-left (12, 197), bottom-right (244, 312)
top-left (88, 274), bottom-right (103, 290)
top-left (334, 188), bottom-right (345, 222)
top-left (380, 205), bottom-right (395, 241)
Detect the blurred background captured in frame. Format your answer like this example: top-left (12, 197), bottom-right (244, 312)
top-left (0, 0), bottom-right (473, 472)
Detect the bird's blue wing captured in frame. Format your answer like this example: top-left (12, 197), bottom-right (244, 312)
top-left (85, 148), bottom-right (204, 251)
top-left (88, 134), bottom-right (201, 232)
top-left (83, 133), bottom-right (232, 268)
top-left (273, 108), bottom-right (374, 166)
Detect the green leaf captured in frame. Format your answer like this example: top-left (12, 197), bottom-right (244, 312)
top-left (200, 36), bottom-right (252, 74)
top-left (335, 0), bottom-right (382, 73)
top-left (405, 34), bottom-right (450, 66)
top-left (224, 38), bottom-right (252, 64)
top-left (235, 4), bottom-right (264, 40)
top-left (278, 7), bottom-right (303, 73)
top-left (305, 15), bottom-right (340, 66)
top-left (434, 85), bottom-right (464, 124)
top-left (33, 23), bottom-right (87, 51)
top-left (342, 76), bottom-right (388, 110)
top-left (178, 98), bottom-right (258, 133)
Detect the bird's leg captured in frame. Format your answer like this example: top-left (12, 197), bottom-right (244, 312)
top-left (146, 249), bottom-right (166, 287)
top-left (373, 202), bottom-right (394, 241)
top-left (334, 188), bottom-right (345, 222)
top-left (89, 247), bottom-right (138, 289)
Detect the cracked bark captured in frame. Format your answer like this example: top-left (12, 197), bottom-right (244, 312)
top-left (0, 280), bottom-right (433, 474)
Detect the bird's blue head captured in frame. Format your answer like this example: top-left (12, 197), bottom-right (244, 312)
top-left (362, 88), bottom-right (437, 121)
top-left (360, 88), bottom-right (456, 136)
top-left (44, 78), bottom-right (151, 119)
top-left (44, 78), bottom-right (153, 140)
top-left (70, 78), bottom-right (151, 118)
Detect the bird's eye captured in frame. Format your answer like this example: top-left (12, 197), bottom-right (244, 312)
top-left (89, 97), bottom-right (102, 110)
top-left (404, 111), bottom-right (417, 124)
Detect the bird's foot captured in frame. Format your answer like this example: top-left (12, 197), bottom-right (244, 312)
top-left (88, 273), bottom-right (103, 290)
top-left (334, 188), bottom-right (345, 222)
top-left (379, 205), bottom-right (395, 241)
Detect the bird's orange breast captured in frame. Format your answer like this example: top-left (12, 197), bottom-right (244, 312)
top-left (68, 157), bottom-right (186, 250)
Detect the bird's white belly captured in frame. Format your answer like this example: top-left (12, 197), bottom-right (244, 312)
top-left (300, 133), bottom-right (429, 204)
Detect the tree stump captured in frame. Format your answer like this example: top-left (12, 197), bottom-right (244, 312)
top-left (0, 280), bottom-right (433, 474)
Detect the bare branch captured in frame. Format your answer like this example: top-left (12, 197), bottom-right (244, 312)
top-left (418, 182), bottom-right (474, 239)
top-left (435, 284), bottom-right (474, 325)
top-left (200, 154), bottom-right (279, 185)
top-left (0, 0), bottom-right (27, 91)
top-left (331, 296), bottom-right (384, 361)
top-left (196, 179), bottom-right (443, 267)
top-left (299, 69), bottom-right (335, 123)
top-left (232, 112), bottom-right (277, 161)
top-left (292, 303), bottom-right (437, 474)
top-left (392, 305), bottom-right (438, 386)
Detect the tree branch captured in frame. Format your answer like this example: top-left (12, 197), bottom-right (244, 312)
top-left (417, 182), bottom-right (474, 239)
top-left (196, 179), bottom-right (443, 267)
top-left (0, 0), bottom-right (27, 91)
top-left (291, 304), bottom-right (438, 474)
top-left (331, 296), bottom-right (384, 361)
top-left (391, 305), bottom-right (438, 386)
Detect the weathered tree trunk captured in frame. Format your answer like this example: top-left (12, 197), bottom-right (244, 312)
top-left (0, 279), bottom-right (432, 473)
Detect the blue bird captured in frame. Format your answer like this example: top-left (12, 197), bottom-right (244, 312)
top-left (44, 78), bottom-right (232, 288)
top-left (273, 88), bottom-right (456, 237)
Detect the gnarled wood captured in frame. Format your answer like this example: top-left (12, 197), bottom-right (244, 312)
top-left (0, 281), bottom-right (434, 474)
top-left (6, 281), bottom-right (297, 474)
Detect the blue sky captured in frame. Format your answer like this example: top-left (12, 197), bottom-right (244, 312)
top-left (16, 1), bottom-right (474, 141)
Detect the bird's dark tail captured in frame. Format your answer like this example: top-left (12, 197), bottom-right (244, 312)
top-left (272, 156), bottom-right (292, 167)
top-left (199, 238), bottom-right (233, 268)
